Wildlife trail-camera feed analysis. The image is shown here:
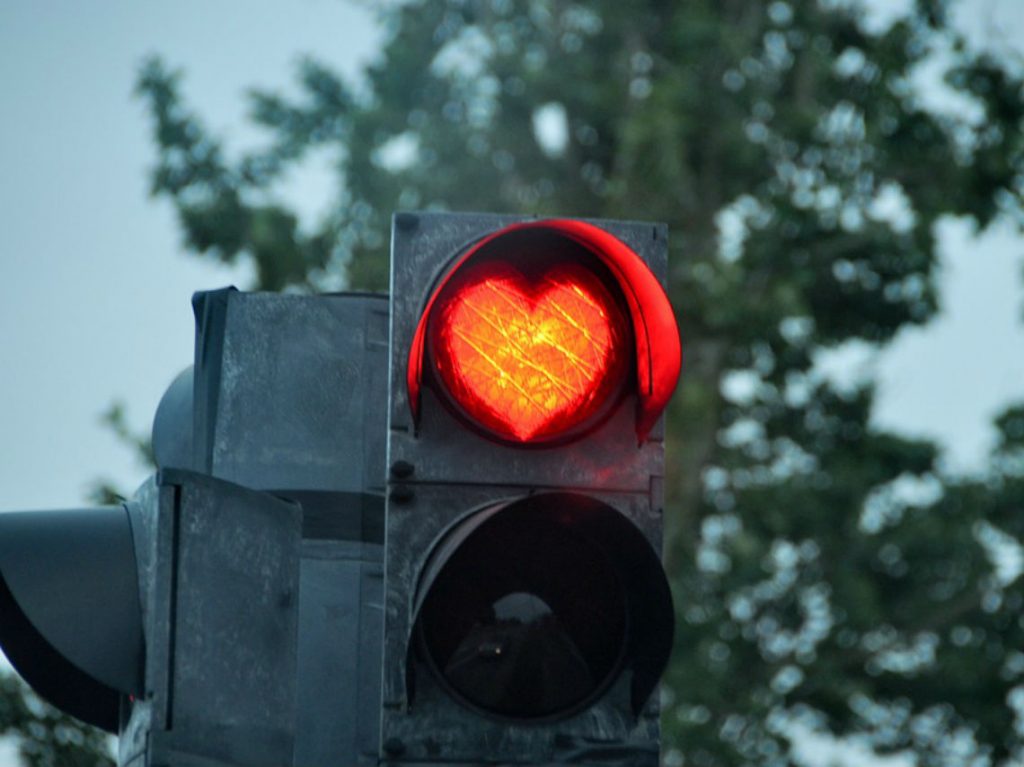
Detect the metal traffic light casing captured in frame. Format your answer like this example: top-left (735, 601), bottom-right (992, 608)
top-left (0, 290), bottom-right (391, 767)
top-left (0, 505), bottom-right (144, 732)
top-left (0, 210), bottom-right (680, 767)
top-left (125, 290), bottom-right (391, 767)
top-left (120, 469), bottom-right (302, 767)
top-left (383, 212), bottom-right (681, 765)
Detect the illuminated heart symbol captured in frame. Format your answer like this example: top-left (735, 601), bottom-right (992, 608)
top-left (435, 262), bottom-right (624, 441)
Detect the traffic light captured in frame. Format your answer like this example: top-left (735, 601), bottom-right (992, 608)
top-left (1, 290), bottom-right (390, 767)
top-left (0, 504), bottom-right (143, 732)
top-left (0, 211), bottom-right (680, 767)
top-left (382, 212), bottom-right (681, 765)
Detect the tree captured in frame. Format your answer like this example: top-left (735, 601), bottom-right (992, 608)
top-left (132, 0), bottom-right (1024, 764)
top-left (0, 674), bottom-right (112, 767)
top-left (4, 0), bottom-right (1023, 764)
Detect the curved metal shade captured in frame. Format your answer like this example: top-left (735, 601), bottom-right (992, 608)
top-left (0, 506), bottom-right (144, 732)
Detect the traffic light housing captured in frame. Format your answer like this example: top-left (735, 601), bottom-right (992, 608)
top-left (1, 291), bottom-right (390, 767)
top-left (382, 212), bottom-right (680, 765)
top-left (0, 211), bottom-right (680, 767)
top-left (0, 505), bottom-right (143, 732)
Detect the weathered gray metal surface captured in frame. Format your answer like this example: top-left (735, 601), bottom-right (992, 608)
top-left (294, 538), bottom-right (384, 767)
top-left (141, 291), bottom-right (388, 767)
top-left (189, 290), bottom-right (389, 766)
top-left (148, 470), bottom-right (301, 767)
top-left (153, 367), bottom-right (194, 472)
top-left (120, 477), bottom-right (178, 765)
top-left (198, 291), bottom-right (389, 496)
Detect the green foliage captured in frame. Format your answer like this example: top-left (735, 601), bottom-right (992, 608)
top-left (133, 0), bottom-right (1024, 763)
top-left (9, 1), bottom-right (1019, 766)
top-left (135, 59), bottom-right (340, 289)
top-left (0, 674), bottom-right (113, 767)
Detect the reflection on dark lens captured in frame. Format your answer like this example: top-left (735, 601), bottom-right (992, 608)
top-left (418, 503), bottom-right (627, 720)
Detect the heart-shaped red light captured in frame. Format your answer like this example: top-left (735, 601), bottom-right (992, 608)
top-left (429, 261), bottom-right (628, 442)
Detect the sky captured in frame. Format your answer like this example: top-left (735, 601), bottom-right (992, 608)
top-left (0, 1), bottom-right (1022, 765)
top-left (0, 1), bottom-right (381, 513)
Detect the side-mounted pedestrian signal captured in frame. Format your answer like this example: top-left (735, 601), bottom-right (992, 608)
top-left (384, 212), bottom-right (681, 766)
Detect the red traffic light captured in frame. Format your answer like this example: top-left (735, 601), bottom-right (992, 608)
top-left (384, 212), bottom-right (676, 763)
top-left (428, 257), bottom-right (630, 443)
top-left (407, 219), bottom-right (681, 443)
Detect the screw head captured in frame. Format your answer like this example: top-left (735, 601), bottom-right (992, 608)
top-left (390, 460), bottom-right (415, 479)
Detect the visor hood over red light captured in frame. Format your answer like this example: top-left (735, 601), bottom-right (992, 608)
top-left (408, 219), bottom-right (682, 444)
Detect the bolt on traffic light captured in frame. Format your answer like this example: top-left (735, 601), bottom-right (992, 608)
top-left (382, 212), bottom-right (681, 765)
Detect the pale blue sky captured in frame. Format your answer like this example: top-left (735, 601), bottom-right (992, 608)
top-left (0, 1), bottom-right (1022, 764)
top-left (0, 1), bottom-right (381, 513)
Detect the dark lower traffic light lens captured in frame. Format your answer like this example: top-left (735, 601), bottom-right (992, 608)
top-left (416, 496), bottom-right (628, 721)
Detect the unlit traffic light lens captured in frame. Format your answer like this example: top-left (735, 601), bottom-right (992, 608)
top-left (417, 498), bottom-right (628, 721)
top-left (428, 234), bottom-right (630, 443)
